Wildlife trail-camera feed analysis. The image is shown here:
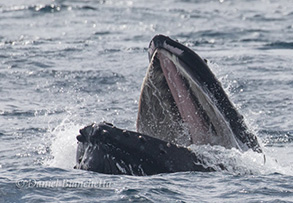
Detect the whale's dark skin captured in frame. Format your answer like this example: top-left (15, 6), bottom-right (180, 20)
top-left (75, 122), bottom-right (219, 175)
top-left (75, 35), bottom-right (262, 175)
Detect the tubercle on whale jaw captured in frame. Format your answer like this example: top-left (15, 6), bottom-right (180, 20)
top-left (76, 121), bottom-right (116, 143)
top-left (76, 134), bottom-right (86, 142)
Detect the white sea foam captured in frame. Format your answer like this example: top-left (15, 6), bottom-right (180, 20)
top-left (45, 117), bottom-right (82, 169)
top-left (189, 143), bottom-right (293, 176)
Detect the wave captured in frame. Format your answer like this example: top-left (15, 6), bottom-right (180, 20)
top-left (28, 4), bottom-right (68, 13)
top-left (260, 130), bottom-right (293, 146)
top-left (0, 3), bottom-right (103, 15)
top-left (0, 4), bottom-right (68, 14)
top-left (262, 41), bottom-right (293, 50)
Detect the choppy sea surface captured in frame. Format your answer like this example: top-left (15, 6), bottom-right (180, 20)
top-left (1, 0), bottom-right (293, 202)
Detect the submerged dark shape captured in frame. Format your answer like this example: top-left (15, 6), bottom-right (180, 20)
top-left (75, 35), bottom-right (262, 175)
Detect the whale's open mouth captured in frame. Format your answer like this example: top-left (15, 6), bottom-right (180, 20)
top-left (75, 35), bottom-right (263, 176)
top-left (137, 35), bottom-right (261, 153)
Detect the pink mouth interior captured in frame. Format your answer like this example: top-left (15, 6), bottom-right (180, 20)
top-left (157, 51), bottom-right (211, 144)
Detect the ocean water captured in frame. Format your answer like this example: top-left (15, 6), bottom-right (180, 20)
top-left (0, 0), bottom-right (292, 202)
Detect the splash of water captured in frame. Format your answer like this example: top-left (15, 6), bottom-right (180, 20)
top-left (188, 142), bottom-right (293, 176)
top-left (45, 117), bottom-right (82, 169)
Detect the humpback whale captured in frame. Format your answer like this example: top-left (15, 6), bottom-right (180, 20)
top-left (75, 35), bottom-right (262, 175)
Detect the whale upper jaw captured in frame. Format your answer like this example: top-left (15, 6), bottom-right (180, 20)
top-left (137, 35), bottom-right (262, 153)
top-left (75, 122), bottom-right (219, 175)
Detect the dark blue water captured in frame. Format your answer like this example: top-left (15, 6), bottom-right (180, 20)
top-left (1, 0), bottom-right (292, 202)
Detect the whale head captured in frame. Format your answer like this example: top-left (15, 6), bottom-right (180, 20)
top-left (137, 35), bottom-right (261, 153)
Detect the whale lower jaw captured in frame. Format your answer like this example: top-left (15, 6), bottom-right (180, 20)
top-left (137, 48), bottom-right (242, 150)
